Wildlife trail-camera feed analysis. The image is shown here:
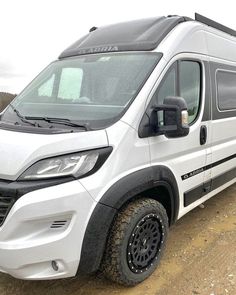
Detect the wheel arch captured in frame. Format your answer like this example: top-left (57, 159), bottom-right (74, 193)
top-left (77, 165), bottom-right (180, 274)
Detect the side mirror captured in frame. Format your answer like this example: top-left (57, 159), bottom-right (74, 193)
top-left (152, 96), bottom-right (190, 138)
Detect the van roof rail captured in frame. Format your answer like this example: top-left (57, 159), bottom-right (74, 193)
top-left (195, 13), bottom-right (236, 37)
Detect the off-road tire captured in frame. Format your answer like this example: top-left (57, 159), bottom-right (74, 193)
top-left (102, 198), bottom-right (169, 286)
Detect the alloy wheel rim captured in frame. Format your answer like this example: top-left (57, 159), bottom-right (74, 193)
top-left (127, 213), bottom-right (164, 274)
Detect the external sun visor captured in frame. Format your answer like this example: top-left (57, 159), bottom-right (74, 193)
top-left (59, 16), bottom-right (191, 59)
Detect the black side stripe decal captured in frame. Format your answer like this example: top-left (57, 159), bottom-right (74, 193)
top-left (184, 166), bottom-right (236, 207)
top-left (181, 153), bottom-right (236, 180)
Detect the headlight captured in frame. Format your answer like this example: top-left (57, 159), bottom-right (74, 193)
top-left (19, 147), bottom-right (112, 180)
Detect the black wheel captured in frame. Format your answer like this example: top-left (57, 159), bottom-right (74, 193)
top-left (102, 198), bottom-right (169, 286)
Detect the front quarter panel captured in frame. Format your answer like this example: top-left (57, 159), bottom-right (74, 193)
top-left (79, 121), bottom-right (150, 203)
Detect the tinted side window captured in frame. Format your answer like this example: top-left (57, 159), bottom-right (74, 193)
top-left (157, 67), bottom-right (176, 104)
top-left (154, 66), bottom-right (176, 125)
top-left (217, 70), bottom-right (236, 110)
top-left (151, 60), bottom-right (201, 126)
top-left (179, 61), bottom-right (201, 124)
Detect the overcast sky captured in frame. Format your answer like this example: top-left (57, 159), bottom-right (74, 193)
top-left (1, 0), bottom-right (236, 93)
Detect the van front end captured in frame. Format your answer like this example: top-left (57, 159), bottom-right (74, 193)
top-left (0, 178), bottom-right (96, 279)
top-left (0, 46), bottom-right (162, 281)
top-left (0, 127), bottom-right (112, 279)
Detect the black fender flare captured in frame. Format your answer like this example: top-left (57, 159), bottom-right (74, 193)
top-left (78, 165), bottom-right (179, 274)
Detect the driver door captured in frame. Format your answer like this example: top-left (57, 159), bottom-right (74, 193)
top-left (148, 58), bottom-right (210, 216)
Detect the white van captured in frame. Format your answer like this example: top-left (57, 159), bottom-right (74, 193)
top-left (0, 13), bottom-right (235, 286)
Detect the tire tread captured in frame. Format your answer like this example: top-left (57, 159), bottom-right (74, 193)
top-left (102, 198), bottom-right (168, 286)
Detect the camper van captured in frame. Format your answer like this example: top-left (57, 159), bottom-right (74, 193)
top-left (0, 13), bottom-right (235, 286)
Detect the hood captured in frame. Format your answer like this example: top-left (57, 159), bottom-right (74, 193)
top-left (0, 129), bottom-right (108, 181)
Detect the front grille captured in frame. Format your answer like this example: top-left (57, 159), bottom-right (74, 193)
top-left (0, 196), bottom-right (16, 226)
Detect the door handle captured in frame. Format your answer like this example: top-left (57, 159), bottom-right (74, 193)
top-left (200, 125), bottom-right (207, 145)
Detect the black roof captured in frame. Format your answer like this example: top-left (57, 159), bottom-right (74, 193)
top-left (59, 13), bottom-right (236, 59)
top-left (59, 16), bottom-right (191, 59)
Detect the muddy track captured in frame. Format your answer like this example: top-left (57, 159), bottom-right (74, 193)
top-left (0, 184), bottom-right (235, 295)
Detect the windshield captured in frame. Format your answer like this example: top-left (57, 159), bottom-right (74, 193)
top-left (1, 52), bottom-right (161, 131)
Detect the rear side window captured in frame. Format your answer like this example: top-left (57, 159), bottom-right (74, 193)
top-left (216, 70), bottom-right (236, 110)
top-left (154, 60), bottom-right (201, 124)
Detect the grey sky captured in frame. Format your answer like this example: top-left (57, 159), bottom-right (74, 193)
top-left (1, 0), bottom-right (236, 93)
top-left (0, 63), bottom-right (14, 79)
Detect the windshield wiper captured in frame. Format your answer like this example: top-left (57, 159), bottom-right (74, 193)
top-left (8, 104), bottom-right (40, 127)
top-left (24, 116), bottom-right (91, 131)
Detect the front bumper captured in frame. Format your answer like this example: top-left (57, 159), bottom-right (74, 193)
top-left (0, 180), bottom-right (96, 279)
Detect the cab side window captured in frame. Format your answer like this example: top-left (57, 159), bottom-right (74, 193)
top-left (153, 60), bottom-right (201, 125)
top-left (157, 66), bottom-right (176, 104)
top-left (179, 61), bottom-right (201, 124)
top-left (154, 65), bottom-right (177, 125)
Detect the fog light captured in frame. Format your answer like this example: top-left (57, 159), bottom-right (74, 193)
top-left (51, 260), bottom-right (59, 271)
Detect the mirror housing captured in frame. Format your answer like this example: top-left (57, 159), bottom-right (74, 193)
top-left (152, 96), bottom-right (190, 138)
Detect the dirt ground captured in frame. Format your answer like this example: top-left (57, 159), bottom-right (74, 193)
top-left (0, 184), bottom-right (235, 295)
